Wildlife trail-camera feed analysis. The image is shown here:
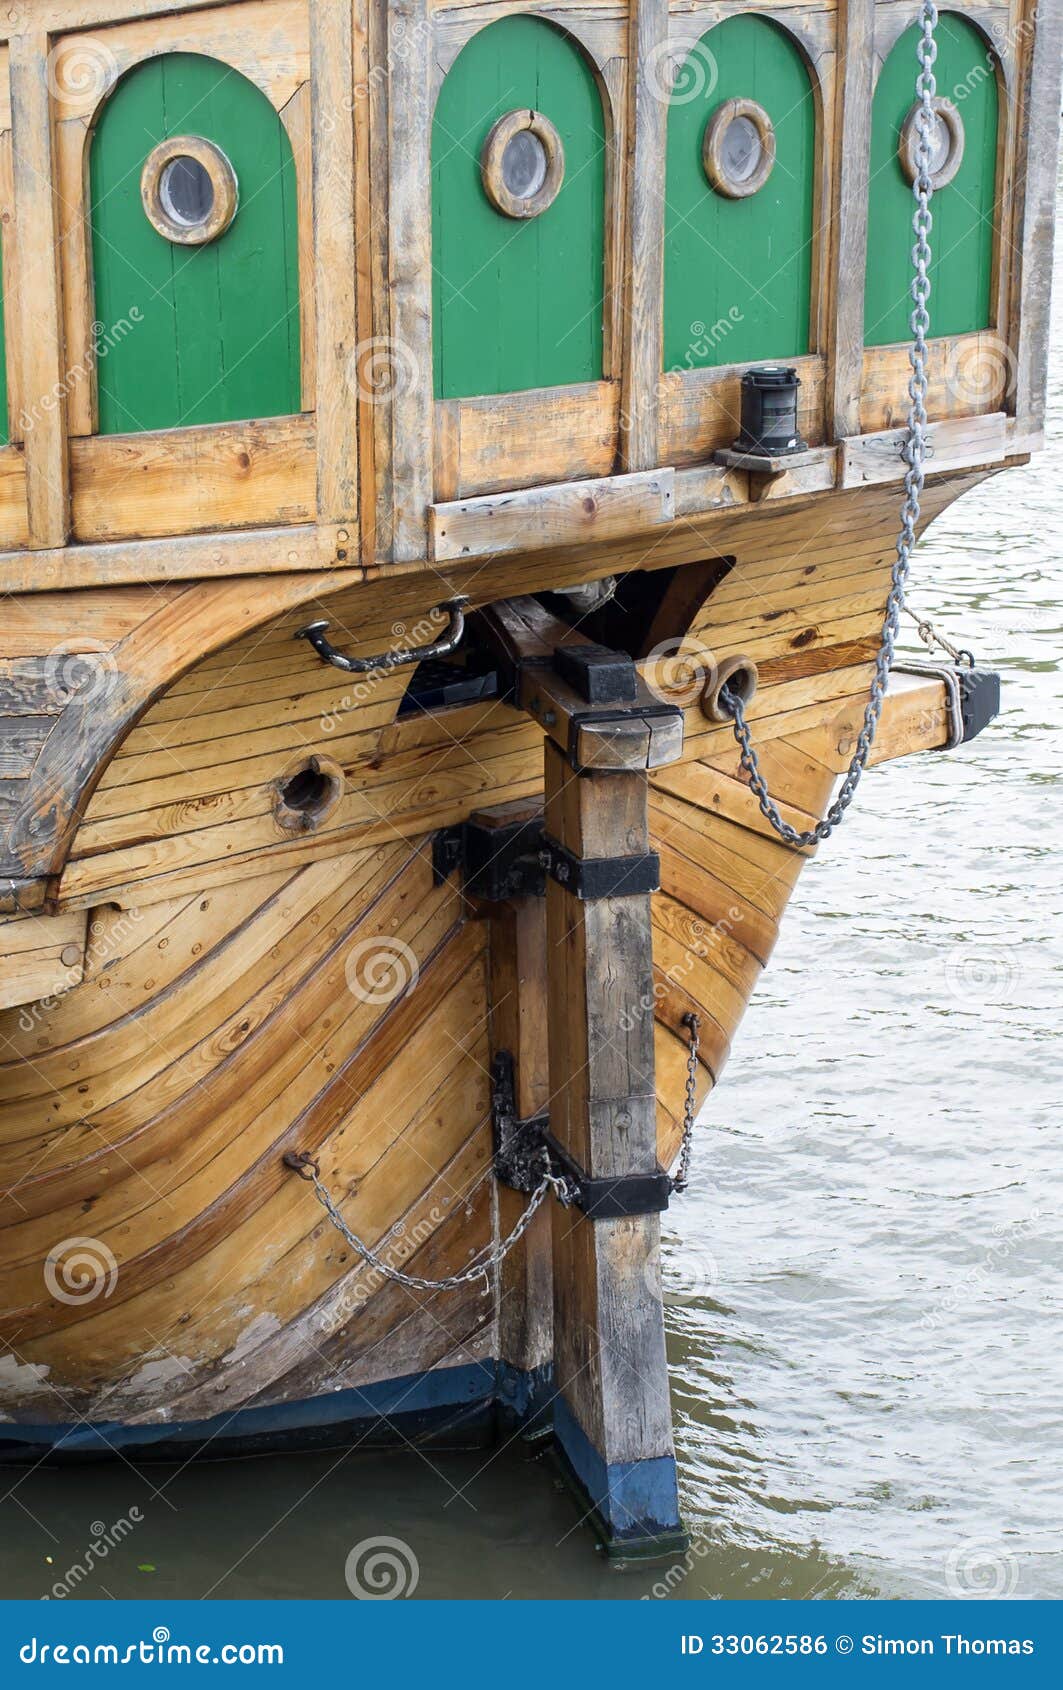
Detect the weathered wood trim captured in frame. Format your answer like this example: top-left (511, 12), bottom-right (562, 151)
top-left (10, 31), bottom-right (70, 551)
top-left (1008, 0), bottom-right (1063, 433)
top-left (826, 0), bottom-right (875, 439)
top-left (430, 467), bottom-right (675, 562)
top-left (69, 414), bottom-right (318, 543)
top-left (386, 0), bottom-right (434, 563)
top-left (617, 0), bottom-right (667, 472)
top-left (839, 410), bottom-right (1008, 487)
top-left (309, 0), bottom-right (357, 529)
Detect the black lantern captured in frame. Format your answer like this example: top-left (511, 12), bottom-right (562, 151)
top-left (734, 366), bottom-right (805, 456)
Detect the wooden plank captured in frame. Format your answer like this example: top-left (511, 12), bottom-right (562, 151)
top-left (659, 353), bottom-right (825, 466)
top-left (1008, 0), bottom-right (1063, 434)
top-left (543, 738), bottom-right (681, 1548)
top-left (69, 416), bottom-right (317, 542)
top-left (386, 0), bottom-right (433, 562)
top-left (617, 0), bottom-right (667, 471)
top-left (826, 0), bottom-right (875, 440)
top-left (0, 908), bottom-right (87, 1013)
top-left (10, 31), bottom-right (69, 549)
top-left (488, 884), bottom-right (553, 1383)
top-left (839, 413), bottom-right (1008, 487)
top-left (309, 0), bottom-right (357, 527)
top-left (430, 468), bottom-right (674, 562)
top-left (859, 333), bottom-right (1011, 434)
top-left (437, 382), bottom-right (619, 500)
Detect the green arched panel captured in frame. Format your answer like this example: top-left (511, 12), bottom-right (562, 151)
top-left (432, 15), bottom-right (606, 400)
top-left (865, 14), bottom-right (998, 346)
top-left (91, 52), bottom-right (300, 435)
top-left (664, 16), bottom-right (815, 372)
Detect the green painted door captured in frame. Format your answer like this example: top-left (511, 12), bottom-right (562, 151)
top-left (91, 52), bottom-right (301, 435)
top-left (664, 16), bottom-right (815, 373)
top-left (865, 15), bottom-right (998, 345)
top-left (432, 15), bottom-right (606, 400)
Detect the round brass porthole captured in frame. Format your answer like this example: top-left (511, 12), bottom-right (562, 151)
top-left (703, 99), bottom-right (776, 199)
top-left (899, 96), bottom-right (965, 189)
top-left (141, 136), bottom-right (238, 246)
top-left (481, 109), bottom-right (565, 219)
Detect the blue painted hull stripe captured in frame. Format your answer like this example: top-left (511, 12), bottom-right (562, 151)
top-left (0, 1360), bottom-right (496, 1457)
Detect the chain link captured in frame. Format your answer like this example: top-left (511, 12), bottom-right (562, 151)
top-left (670, 1013), bottom-right (702, 1194)
top-left (721, 2), bottom-right (940, 851)
top-left (301, 1161), bottom-right (572, 1300)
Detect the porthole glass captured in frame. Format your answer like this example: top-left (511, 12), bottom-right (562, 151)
top-left (159, 155), bottom-right (215, 228)
top-left (502, 129), bottom-right (549, 200)
top-left (481, 110), bottom-right (565, 219)
top-left (703, 99), bottom-right (776, 199)
top-left (141, 136), bottom-right (238, 246)
top-left (899, 96), bottom-right (965, 189)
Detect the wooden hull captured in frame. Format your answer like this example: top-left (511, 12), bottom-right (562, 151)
top-left (0, 479), bottom-right (969, 1464)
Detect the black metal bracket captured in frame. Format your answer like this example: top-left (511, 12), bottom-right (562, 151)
top-left (432, 814), bottom-right (546, 901)
top-left (540, 835), bottom-right (660, 900)
top-left (492, 1051), bottom-right (552, 1195)
top-left (553, 643), bottom-right (638, 705)
top-left (541, 1131), bottom-right (672, 1219)
top-left (957, 666), bottom-right (1001, 744)
top-left (491, 1053), bottom-right (671, 1217)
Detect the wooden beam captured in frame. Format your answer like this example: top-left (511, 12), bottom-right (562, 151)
top-left (825, 0), bottom-right (875, 441)
top-left (386, 0), bottom-right (434, 563)
top-left (617, 0), bottom-right (668, 471)
top-left (1009, 0), bottom-right (1063, 435)
top-left (310, 0), bottom-right (358, 531)
top-left (487, 861), bottom-right (554, 1407)
top-left (543, 740), bottom-right (684, 1555)
top-left (10, 31), bottom-right (70, 550)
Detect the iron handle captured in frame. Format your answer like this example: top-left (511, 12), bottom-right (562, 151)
top-left (294, 597), bottom-right (469, 675)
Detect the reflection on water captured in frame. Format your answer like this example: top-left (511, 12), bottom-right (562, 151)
top-left (2, 199), bottom-right (1061, 1610)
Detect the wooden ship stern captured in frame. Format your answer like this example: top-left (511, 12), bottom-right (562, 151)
top-left (0, 0), bottom-right (1059, 1558)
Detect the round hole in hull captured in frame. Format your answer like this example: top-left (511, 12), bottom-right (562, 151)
top-left (274, 755), bottom-right (344, 833)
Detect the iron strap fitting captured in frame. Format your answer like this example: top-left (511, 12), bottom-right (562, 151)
top-left (892, 660), bottom-right (1000, 750)
top-left (539, 835), bottom-right (661, 900)
top-left (539, 1131), bottom-right (672, 1219)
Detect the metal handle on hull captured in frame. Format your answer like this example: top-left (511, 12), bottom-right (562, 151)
top-left (294, 597), bottom-right (469, 675)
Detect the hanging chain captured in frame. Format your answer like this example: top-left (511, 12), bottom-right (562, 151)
top-left (670, 1013), bottom-right (702, 1194)
top-left (721, 2), bottom-right (941, 851)
top-left (284, 1152), bottom-right (572, 1300)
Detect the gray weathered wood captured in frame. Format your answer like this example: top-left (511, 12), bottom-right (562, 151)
top-left (827, 0), bottom-right (876, 440)
top-left (618, 0), bottom-right (668, 471)
top-left (1009, 0), bottom-right (1063, 433)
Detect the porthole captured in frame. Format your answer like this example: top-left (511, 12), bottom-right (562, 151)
top-left (141, 136), bottom-right (238, 246)
top-left (481, 109), bottom-right (565, 219)
top-left (703, 99), bottom-right (776, 199)
top-left (273, 754), bottom-right (344, 833)
top-left (899, 97), bottom-right (965, 189)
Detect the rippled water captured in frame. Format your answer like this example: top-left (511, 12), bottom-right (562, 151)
top-left (3, 196), bottom-right (1060, 1607)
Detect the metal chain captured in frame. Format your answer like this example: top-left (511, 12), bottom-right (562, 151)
top-left (288, 1154), bottom-right (572, 1299)
top-left (670, 1013), bottom-right (702, 1194)
top-left (721, 2), bottom-right (940, 851)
